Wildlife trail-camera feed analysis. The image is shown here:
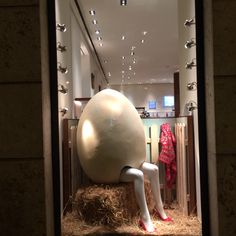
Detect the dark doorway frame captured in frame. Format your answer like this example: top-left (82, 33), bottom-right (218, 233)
top-left (47, 1), bottom-right (61, 235)
top-left (195, 1), bottom-right (210, 236)
top-left (47, 0), bottom-right (210, 235)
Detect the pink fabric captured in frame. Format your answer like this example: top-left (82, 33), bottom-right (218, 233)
top-left (159, 123), bottom-right (176, 189)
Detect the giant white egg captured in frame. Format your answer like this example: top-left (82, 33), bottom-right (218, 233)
top-left (77, 89), bottom-right (146, 183)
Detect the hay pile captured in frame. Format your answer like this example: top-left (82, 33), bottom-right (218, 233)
top-left (62, 206), bottom-right (201, 236)
top-left (62, 181), bottom-right (201, 235)
top-left (74, 181), bottom-right (155, 227)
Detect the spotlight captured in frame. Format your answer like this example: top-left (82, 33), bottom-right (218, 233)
top-left (120, 0), bottom-right (127, 6)
top-left (60, 107), bottom-right (68, 116)
top-left (184, 39), bottom-right (196, 49)
top-left (186, 101), bottom-right (198, 112)
top-left (187, 82), bottom-right (197, 90)
top-left (185, 59), bottom-right (196, 69)
top-left (92, 19), bottom-right (98, 25)
top-left (184, 18), bottom-right (195, 27)
top-left (89, 10), bottom-right (95, 15)
top-left (57, 42), bottom-right (67, 52)
top-left (58, 84), bottom-right (68, 94)
top-left (57, 63), bottom-right (68, 74)
top-left (56, 23), bottom-right (67, 32)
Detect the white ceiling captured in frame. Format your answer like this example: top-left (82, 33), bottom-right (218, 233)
top-left (77, 0), bottom-right (179, 85)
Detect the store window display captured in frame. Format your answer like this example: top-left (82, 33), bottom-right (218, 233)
top-left (77, 89), bottom-right (172, 232)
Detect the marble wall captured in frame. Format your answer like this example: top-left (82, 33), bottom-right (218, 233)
top-left (206, 0), bottom-right (236, 235)
top-left (0, 0), bottom-right (48, 235)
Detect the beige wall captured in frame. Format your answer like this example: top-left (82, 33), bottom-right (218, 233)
top-left (178, 0), bottom-right (201, 220)
top-left (56, 0), bottom-right (106, 112)
top-left (55, 0), bottom-right (107, 210)
top-left (178, 0), bottom-right (197, 116)
top-left (55, 0), bottom-right (106, 120)
top-left (111, 83), bottom-right (174, 114)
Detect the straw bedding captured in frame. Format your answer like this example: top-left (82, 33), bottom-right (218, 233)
top-left (74, 181), bottom-right (155, 227)
top-left (62, 182), bottom-right (201, 235)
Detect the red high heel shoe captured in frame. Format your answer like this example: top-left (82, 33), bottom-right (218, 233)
top-left (153, 208), bottom-right (173, 222)
top-left (138, 219), bottom-right (157, 233)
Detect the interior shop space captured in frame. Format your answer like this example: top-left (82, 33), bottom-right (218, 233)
top-left (55, 0), bottom-right (203, 235)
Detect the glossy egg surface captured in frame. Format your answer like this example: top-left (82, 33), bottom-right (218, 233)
top-left (77, 89), bottom-right (145, 183)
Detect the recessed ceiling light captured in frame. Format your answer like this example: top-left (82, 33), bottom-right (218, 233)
top-left (120, 0), bottom-right (127, 6)
top-left (141, 39), bottom-right (145, 43)
top-left (133, 60), bottom-right (136, 64)
top-left (143, 31), bottom-right (148, 35)
top-left (129, 66), bottom-right (132, 70)
top-left (92, 19), bottom-right (98, 24)
top-left (130, 51), bottom-right (135, 56)
top-left (133, 72), bottom-right (136, 75)
top-left (121, 35), bottom-right (125, 40)
top-left (122, 56), bottom-right (125, 59)
top-left (66, 80), bottom-right (70, 84)
top-left (99, 43), bottom-right (103, 47)
top-left (97, 36), bottom-right (102, 41)
top-left (89, 10), bottom-right (96, 15)
top-left (108, 72), bottom-right (111, 77)
top-left (122, 70), bottom-right (125, 74)
top-left (95, 30), bottom-right (100, 34)
top-left (131, 46), bottom-right (136, 50)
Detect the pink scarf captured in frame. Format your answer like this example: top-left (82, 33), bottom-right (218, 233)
top-left (159, 123), bottom-right (176, 189)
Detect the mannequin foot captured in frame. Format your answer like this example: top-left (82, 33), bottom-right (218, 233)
top-left (153, 208), bottom-right (173, 222)
top-left (138, 219), bottom-right (157, 233)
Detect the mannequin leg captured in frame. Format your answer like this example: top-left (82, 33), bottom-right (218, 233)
top-left (120, 167), bottom-right (155, 232)
top-left (140, 162), bottom-right (169, 220)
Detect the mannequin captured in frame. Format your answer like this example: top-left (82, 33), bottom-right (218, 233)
top-left (120, 162), bottom-right (172, 233)
top-left (76, 89), bottom-right (172, 233)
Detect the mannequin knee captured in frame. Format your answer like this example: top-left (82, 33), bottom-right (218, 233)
top-left (150, 165), bottom-right (159, 178)
top-left (153, 164), bottom-right (159, 172)
top-left (134, 169), bottom-right (144, 183)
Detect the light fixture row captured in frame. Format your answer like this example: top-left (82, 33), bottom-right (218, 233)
top-left (120, 69), bottom-right (136, 81)
top-left (89, 8), bottom-right (148, 83)
top-left (120, 53), bottom-right (136, 80)
top-left (89, 9), bottom-right (104, 47)
top-left (120, 31), bottom-right (147, 81)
